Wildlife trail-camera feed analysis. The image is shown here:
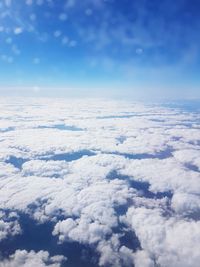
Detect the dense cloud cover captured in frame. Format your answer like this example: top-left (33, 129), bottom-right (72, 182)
top-left (0, 98), bottom-right (199, 266)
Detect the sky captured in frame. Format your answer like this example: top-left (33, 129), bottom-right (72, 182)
top-left (0, 0), bottom-right (200, 99)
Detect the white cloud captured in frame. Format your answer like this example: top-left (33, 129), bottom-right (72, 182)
top-left (0, 250), bottom-right (66, 267)
top-left (53, 218), bottom-right (112, 245)
top-left (21, 160), bottom-right (70, 178)
top-left (0, 162), bottom-right (19, 178)
top-left (133, 250), bottom-right (154, 267)
top-left (171, 192), bottom-right (200, 216)
top-left (173, 149), bottom-right (200, 171)
top-left (120, 157), bottom-right (200, 194)
top-left (125, 207), bottom-right (200, 267)
top-left (0, 98), bottom-right (199, 266)
top-left (0, 211), bottom-right (21, 241)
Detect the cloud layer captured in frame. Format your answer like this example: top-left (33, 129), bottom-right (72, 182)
top-left (0, 98), bottom-right (199, 266)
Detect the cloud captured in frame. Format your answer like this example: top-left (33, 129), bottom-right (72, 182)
top-left (21, 160), bottom-right (70, 178)
top-left (120, 157), bottom-right (200, 194)
top-left (0, 250), bottom-right (66, 267)
top-left (125, 207), bottom-right (200, 267)
top-left (53, 218), bottom-right (112, 245)
top-left (0, 162), bottom-right (19, 178)
top-left (171, 192), bottom-right (200, 218)
top-left (133, 250), bottom-right (154, 267)
top-left (0, 211), bottom-right (21, 241)
top-left (0, 98), bottom-right (199, 266)
top-left (173, 149), bottom-right (200, 171)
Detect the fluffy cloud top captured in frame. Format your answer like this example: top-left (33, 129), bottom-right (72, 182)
top-left (0, 250), bottom-right (66, 267)
top-left (125, 207), bottom-right (200, 267)
top-left (0, 211), bottom-right (21, 242)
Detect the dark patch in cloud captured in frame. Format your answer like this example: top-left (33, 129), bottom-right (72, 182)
top-left (38, 124), bottom-right (84, 131)
top-left (5, 156), bottom-right (28, 169)
top-left (97, 115), bottom-right (135, 119)
top-left (0, 127), bottom-right (15, 132)
top-left (184, 163), bottom-right (199, 172)
top-left (107, 171), bottom-right (173, 200)
top-left (103, 148), bottom-right (173, 160)
top-left (119, 230), bottom-right (141, 252)
top-left (5, 150), bottom-right (96, 169)
top-left (41, 150), bottom-right (96, 161)
top-left (116, 136), bottom-right (127, 145)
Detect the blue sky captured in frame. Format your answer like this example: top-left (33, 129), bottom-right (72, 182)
top-left (0, 0), bottom-right (200, 99)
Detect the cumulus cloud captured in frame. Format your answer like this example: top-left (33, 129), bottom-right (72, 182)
top-left (0, 211), bottom-right (21, 241)
top-left (133, 250), bottom-right (154, 267)
top-left (125, 207), bottom-right (200, 267)
top-left (171, 192), bottom-right (200, 218)
top-left (120, 157), bottom-right (200, 194)
top-left (173, 149), bottom-right (200, 171)
top-left (0, 250), bottom-right (66, 267)
top-left (21, 160), bottom-right (70, 178)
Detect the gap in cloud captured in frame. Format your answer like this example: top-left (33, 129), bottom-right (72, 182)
top-left (188, 140), bottom-right (200, 146)
top-left (5, 156), bottom-right (29, 169)
top-left (37, 124), bottom-right (84, 131)
top-left (184, 210), bottom-right (200, 221)
top-left (5, 150), bottom-right (96, 170)
top-left (41, 150), bottom-right (96, 161)
top-left (96, 115), bottom-right (136, 119)
top-left (150, 119), bottom-right (166, 123)
top-left (0, 127), bottom-right (15, 132)
top-left (184, 163), bottom-right (200, 173)
top-left (101, 148), bottom-right (174, 160)
top-left (151, 119), bottom-right (200, 129)
top-left (116, 136), bottom-right (127, 144)
top-left (167, 122), bottom-right (200, 129)
top-left (107, 171), bottom-right (173, 200)
top-left (119, 230), bottom-right (141, 252)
